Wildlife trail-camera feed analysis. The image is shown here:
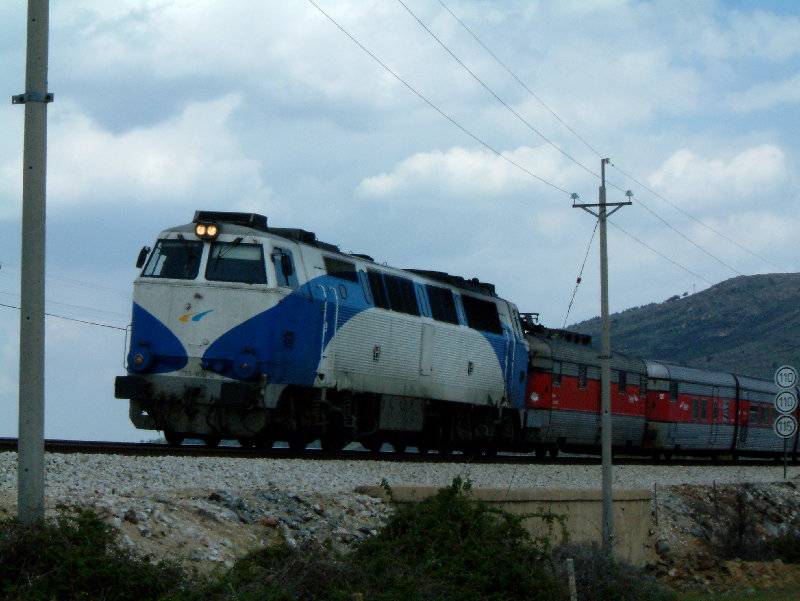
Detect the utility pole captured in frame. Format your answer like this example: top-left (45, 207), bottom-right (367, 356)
top-left (13, 0), bottom-right (52, 524)
top-left (572, 158), bottom-right (631, 553)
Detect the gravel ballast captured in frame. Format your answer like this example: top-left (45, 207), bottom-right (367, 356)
top-left (1, 453), bottom-right (797, 495)
top-left (1, 452), bottom-right (798, 572)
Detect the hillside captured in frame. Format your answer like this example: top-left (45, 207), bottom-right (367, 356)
top-left (568, 273), bottom-right (800, 380)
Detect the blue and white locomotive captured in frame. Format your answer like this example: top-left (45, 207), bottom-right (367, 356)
top-left (116, 210), bottom-right (797, 459)
top-left (115, 211), bottom-right (529, 451)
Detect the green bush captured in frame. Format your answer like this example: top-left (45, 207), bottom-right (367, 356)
top-left (178, 543), bottom-right (358, 601)
top-left (184, 477), bottom-right (563, 601)
top-left (1, 484), bottom-right (683, 601)
top-left (0, 505), bottom-right (184, 601)
top-left (349, 477), bottom-right (562, 601)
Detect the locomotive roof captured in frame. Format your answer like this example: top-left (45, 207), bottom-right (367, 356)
top-left (406, 269), bottom-right (497, 297)
top-left (188, 211), bottom-right (341, 252)
top-left (183, 212), bottom-right (499, 297)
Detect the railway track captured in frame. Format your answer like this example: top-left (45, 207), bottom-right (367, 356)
top-left (0, 437), bottom-right (790, 466)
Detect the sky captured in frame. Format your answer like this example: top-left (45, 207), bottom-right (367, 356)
top-left (1, 0), bottom-right (799, 442)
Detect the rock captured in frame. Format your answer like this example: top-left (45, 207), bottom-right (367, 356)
top-left (123, 508), bottom-right (139, 524)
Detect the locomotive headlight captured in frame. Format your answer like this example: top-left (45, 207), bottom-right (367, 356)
top-left (128, 345), bottom-right (153, 373)
top-left (195, 222), bottom-right (220, 240)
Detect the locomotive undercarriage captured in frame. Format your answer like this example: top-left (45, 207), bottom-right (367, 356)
top-left (125, 377), bottom-right (525, 455)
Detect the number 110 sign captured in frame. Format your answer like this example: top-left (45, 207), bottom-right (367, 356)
top-left (774, 365), bottom-right (798, 439)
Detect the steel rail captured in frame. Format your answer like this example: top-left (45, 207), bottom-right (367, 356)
top-left (0, 437), bottom-right (791, 467)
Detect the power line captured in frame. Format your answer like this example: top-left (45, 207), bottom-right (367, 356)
top-left (306, 0), bottom-right (574, 196)
top-left (398, 0), bottom-right (598, 181)
top-left (0, 260), bottom-right (130, 299)
top-left (435, 1), bottom-right (787, 277)
top-left (608, 221), bottom-right (714, 285)
top-left (563, 220), bottom-right (598, 329)
top-left (0, 301), bottom-right (127, 331)
top-left (628, 193), bottom-right (743, 277)
top-left (610, 164), bottom-right (788, 273)
top-left (313, 0), bottom-right (784, 290)
top-left (436, 0), bottom-right (604, 160)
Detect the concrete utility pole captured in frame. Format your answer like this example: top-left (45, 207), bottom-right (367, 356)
top-left (13, 0), bottom-right (52, 524)
top-left (572, 158), bottom-right (631, 553)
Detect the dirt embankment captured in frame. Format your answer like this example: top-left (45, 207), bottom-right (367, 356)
top-left (651, 480), bottom-right (800, 592)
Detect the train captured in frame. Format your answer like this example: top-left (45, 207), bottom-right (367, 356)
top-left (115, 211), bottom-right (799, 459)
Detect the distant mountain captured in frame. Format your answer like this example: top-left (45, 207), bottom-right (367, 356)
top-left (567, 273), bottom-right (800, 380)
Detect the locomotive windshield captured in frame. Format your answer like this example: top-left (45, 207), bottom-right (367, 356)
top-left (142, 239), bottom-right (203, 280)
top-left (206, 241), bottom-right (267, 284)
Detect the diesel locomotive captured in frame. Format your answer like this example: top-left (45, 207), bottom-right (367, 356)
top-left (115, 211), bottom-right (798, 458)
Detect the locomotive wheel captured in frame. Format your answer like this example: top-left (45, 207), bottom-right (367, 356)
top-left (362, 437), bottom-right (384, 453)
top-left (390, 442), bottom-right (407, 454)
top-left (367, 441), bottom-right (384, 453)
top-left (202, 436), bottom-right (221, 448)
top-left (320, 431), bottom-right (347, 452)
top-left (288, 435), bottom-right (309, 451)
top-left (164, 430), bottom-right (184, 447)
top-left (535, 447), bottom-right (547, 458)
top-left (547, 445), bottom-right (559, 458)
top-left (462, 441), bottom-right (482, 459)
top-left (255, 436), bottom-right (275, 450)
top-left (238, 437), bottom-right (256, 449)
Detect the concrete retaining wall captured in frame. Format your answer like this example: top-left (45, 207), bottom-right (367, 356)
top-left (356, 486), bottom-right (655, 566)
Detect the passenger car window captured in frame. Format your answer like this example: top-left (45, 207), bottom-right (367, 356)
top-left (578, 364), bottom-right (587, 389)
top-left (552, 361), bottom-right (562, 386)
top-left (206, 242), bottom-right (266, 284)
top-left (142, 239), bottom-right (203, 280)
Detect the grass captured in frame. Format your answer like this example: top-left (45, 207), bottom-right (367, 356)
top-left (676, 585), bottom-right (800, 601)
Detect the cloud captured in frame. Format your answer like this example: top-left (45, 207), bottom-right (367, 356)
top-left (727, 71), bottom-right (800, 112)
top-left (691, 8), bottom-right (800, 62)
top-left (356, 145), bottom-right (579, 201)
top-left (647, 144), bottom-right (787, 210)
top-left (42, 94), bottom-right (274, 216)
